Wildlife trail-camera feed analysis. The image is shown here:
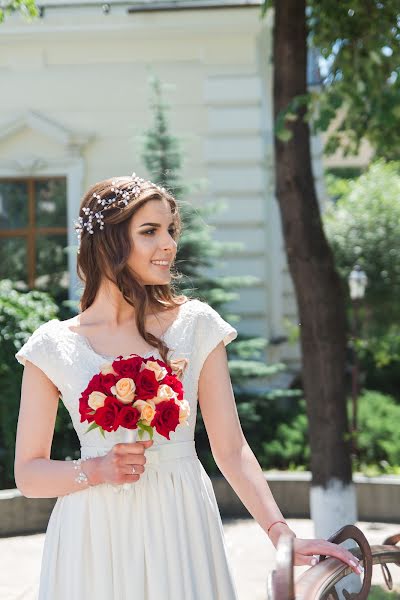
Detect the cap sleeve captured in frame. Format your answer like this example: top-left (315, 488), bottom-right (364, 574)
top-left (194, 301), bottom-right (237, 375)
top-left (15, 322), bottom-right (61, 393)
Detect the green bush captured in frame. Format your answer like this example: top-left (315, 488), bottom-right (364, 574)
top-left (356, 327), bottom-right (400, 401)
top-left (261, 399), bottom-right (310, 470)
top-left (0, 280), bottom-right (79, 489)
top-left (355, 390), bottom-right (400, 473)
top-left (194, 339), bottom-right (305, 474)
top-left (324, 160), bottom-right (400, 334)
top-left (240, 389), bottom-right (400, 475)
top-left (368, 586), bottom-right (400, 599)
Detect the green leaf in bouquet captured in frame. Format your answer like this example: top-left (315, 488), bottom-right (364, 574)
top-left (138, 421), bottom-right (154, 440)
top-left (85, 421), bottom-right (102, 434)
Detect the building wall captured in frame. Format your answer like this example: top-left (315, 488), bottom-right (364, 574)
top-left (0, 2), bottom-right (305, 365)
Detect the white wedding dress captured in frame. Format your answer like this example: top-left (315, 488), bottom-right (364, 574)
top-left (15, 298), bottom-right (239, 600)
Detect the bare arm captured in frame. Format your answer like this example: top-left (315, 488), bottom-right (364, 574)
top-left (198, 342), bottom-right (364, 575)
top-left (14, 360), bottom-right (101, 498)
top-left (14, 360), bottom-right (149, 498)
top-left (198, 342), bottom-right (287, 545)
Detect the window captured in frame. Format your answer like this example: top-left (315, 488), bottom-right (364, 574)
top-left (0, 177), bottom-right (69, 302)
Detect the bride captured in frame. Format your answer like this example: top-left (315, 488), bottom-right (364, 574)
top-left (14, 173), bottom-right (364, 599)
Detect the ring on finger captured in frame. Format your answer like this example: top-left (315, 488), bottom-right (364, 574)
top-left (132, 466), bottom-right (136, 474)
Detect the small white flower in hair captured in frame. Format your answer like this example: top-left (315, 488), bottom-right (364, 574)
top-left (74, 172), bottom-right (168, 252)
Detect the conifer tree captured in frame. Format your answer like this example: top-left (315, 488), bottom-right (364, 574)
top-left (140, 75), bottom-right (299, 472)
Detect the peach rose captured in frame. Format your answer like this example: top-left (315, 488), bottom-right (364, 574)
top-left (88, 391), bottom-right (107, 411)
top-left (176, 399), bottom-right (190, 424)
top-left (100, 362), bottom-right (118, 376)
top-left (133, 399), bottom-right (156, 424)
top-left (153, 384), bottom-right (177, 405)
top-left (111, 378), bottom-right (136, 404)
top-left (170, 357), bottom-right (189, 381)
top-left (144, 360), bottom-right (168, 382)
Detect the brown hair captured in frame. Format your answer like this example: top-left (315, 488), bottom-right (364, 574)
top-left (76, 175), bottom-right (190, 367)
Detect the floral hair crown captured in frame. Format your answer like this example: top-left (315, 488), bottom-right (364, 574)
top-left (74, 172), bottom-right (167, 252)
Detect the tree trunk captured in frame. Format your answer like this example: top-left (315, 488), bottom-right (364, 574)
top-left (273, 0), bottom-right (357, 538)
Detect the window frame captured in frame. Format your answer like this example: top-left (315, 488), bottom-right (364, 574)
top-left (0, 176), bottom-right (68, 289)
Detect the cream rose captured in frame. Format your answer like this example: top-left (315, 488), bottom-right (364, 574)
top-left (153, 384), bottom-right (177, 405)
top-left (170, 357), bottom-right (189, 381)
top-left (144, 360), bottom-right (168, 382)
top-left (111, 378), bottom-right (136, 404)
top-left (88, 391), bottom-right (107, 411)
top-left (133, 399), bottom-right (156, 424)
top-left (100, 362), bottom-right (117, 376)
top-left (176, 399), bottom-right (190, 424)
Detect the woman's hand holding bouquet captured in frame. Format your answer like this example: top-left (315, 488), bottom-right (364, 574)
top-left (78, 353), bottom-right (189, 490)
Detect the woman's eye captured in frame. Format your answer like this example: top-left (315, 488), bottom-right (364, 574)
top-left (143, 228), bottom-right (176, 236)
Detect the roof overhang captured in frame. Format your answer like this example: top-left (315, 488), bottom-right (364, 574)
top-left (36, 0), bottom-right (262, 12)
top-left (127, 1), bottom-right (262, 13)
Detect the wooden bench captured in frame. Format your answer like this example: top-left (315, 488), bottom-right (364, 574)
top-left (266, 524), bottom-right (400, 599)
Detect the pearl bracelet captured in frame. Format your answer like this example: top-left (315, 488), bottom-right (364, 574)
top-left (72, 457), bottom-right (91, 485)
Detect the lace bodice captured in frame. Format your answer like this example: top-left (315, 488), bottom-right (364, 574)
top-left (15, 299), bottom-right (237, 451)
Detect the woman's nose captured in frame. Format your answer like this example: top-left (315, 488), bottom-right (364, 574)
top-left (162, 235), bottom-right (177, 251)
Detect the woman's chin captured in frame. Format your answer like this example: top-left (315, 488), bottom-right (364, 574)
top-left (144, 274), bottom-right (171, 285)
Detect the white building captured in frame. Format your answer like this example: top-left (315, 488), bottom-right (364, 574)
top-left (0, 0), bottom-right (328, 366)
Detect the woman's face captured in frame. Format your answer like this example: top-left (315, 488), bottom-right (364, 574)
top-left (128, 198), bottom-right (178, 285)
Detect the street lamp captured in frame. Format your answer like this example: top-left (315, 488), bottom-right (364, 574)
top-left (349, 265), bottom-right (368, 302)
top-left (348, 265), bottom-right (368, 458)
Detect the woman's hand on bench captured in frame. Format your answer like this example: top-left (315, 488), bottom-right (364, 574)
top-left (292, 537), bottom-right (364, 575)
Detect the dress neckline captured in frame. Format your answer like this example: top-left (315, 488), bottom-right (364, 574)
top-left (55, 299), bottom-right (191, 361)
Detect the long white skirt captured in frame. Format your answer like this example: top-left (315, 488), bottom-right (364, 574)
top-left (38, 441), bottom-right (239, 600)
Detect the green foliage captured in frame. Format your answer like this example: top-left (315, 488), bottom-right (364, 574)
top-left (261, 399), bottom-right (310, 470)
top-left (0, 280), bottom-right (81, 489)
top-left (0, 0), bottom-right (38, 22)
top-left (324, 171), bottom-right (357, 202)
top-left (324, 160), bottom-right (400, 333)
top-left (139, 75), bottom-right (249, 300)
top-left (355, 326), bottom-right (400, 400)
top-left (140, 75), bottom-right (300, 473)
top-left (275, 94), bottom-right (311, 142)
top-left (368, 586), bottom-right (400, 600)
top-left (308, 1), bottom-right (400, 159)
top-left (354, 390), bottom-right (400, 472)
top-left (262, 1), bottom-right (400, 159)
top-left (0, 281), bottom-right (56, 488)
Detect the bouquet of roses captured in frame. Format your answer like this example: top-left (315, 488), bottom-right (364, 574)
top-left (78, 354), bottom-right (190, 441)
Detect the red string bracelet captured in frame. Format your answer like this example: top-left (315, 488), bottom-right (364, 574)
top-left (267, 520), bottom-right (288, 536)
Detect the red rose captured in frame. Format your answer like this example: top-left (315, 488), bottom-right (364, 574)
top-left (112, 355), bottom-right (142, 378)
top-left (162, 374), bottom-right (184, 400)
top-left (135, 368), bottom-right (159, 400)
top-left (150, 399), bottom-right (180, 440)
top-left (94, 396), bottom-right (124, 432)
top-left (115, 405), bottom-right (140, 430)
top-left (99, 372), bottom-right (117, 395)
top-left (79, 396), bottom-right (96, 423)
top-left (81, 372), bottom-right (115, 397)
top-left (82, 373), bottom-right (102, 396)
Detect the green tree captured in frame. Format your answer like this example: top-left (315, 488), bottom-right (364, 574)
top-left (324, 160), bottom-right (400, 333)
top-left (0, 0), bottom-right (38, 22)
top-left (309, 1), bottom-right (400, 161)
top-left (0, 281), bottom-right (57, 488)
top-left (261, 0), bottom-right (399, 538)
top-left (139, 75), bottom-right (300, 473)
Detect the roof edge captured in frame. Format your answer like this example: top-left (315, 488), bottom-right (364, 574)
top-left (127, 0), bottom-right (262, 12)
top-left (37, 0), bottom-right (262, 11)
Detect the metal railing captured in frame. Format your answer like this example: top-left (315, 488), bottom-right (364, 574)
top-left (266, 524), bottom-right (400, 599)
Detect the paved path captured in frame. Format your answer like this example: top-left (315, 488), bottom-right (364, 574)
top-left (1, 519), bottom-right (399, 599)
